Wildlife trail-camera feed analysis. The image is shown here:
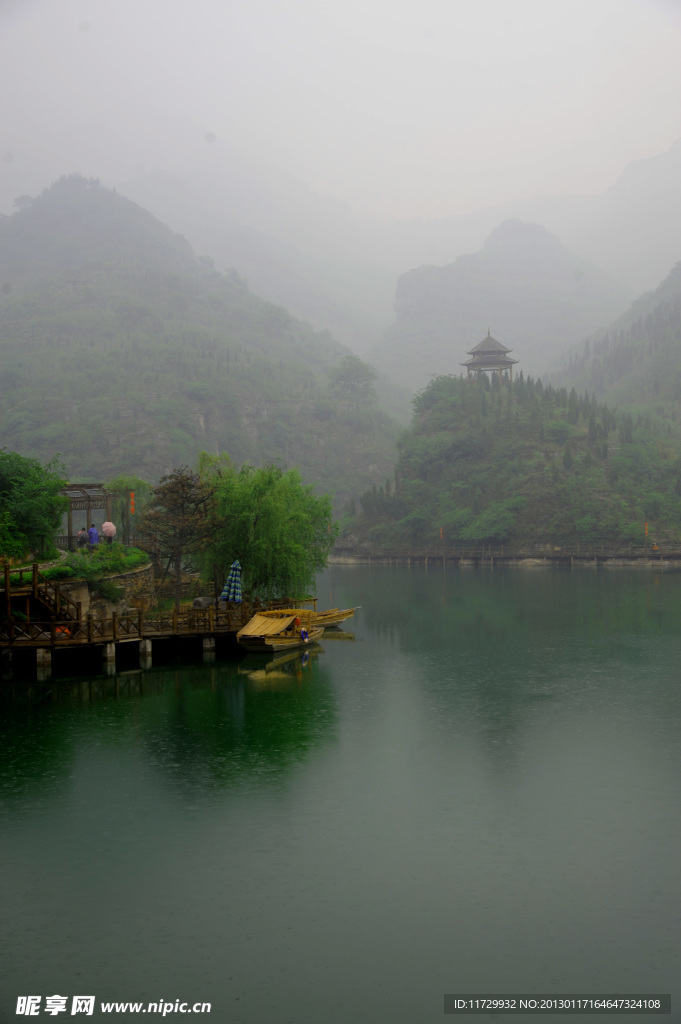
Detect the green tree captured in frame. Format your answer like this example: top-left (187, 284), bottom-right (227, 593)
top-left (0, 450), bottom-right (67, 560)
top-left (137, 467), bottom-right (217, 611)
top-left (327, 355), bottom-right (377, 403)
top-left (462, 498), bottom-right (527, 544)
top-left (200, 455), bottom-right (337, 599)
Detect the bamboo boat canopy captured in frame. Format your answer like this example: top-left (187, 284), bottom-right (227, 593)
top-left (237, 613), bottom-right (298, 638)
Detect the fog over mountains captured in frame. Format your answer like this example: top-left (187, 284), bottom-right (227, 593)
top-left (113, 137), bottom-right (681, 367)
top-left (1, 135), bottom-right (679, 419)
top-left (0, 176), bottom-right (401, 500)
top-left (371, 221), bottom-right (633, 391)
top-left (118, 158), bottom-right (396, 356)
top-left (2, 0), bottom-right (680, 394)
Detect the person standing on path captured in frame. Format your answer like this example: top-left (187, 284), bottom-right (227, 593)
top-left (88, 523), bottom-right (99, 552)
top-left (102, 521), bottom-right (116, 545)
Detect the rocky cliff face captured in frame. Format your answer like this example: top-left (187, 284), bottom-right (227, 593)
top-left (371, 220), bottom-right (633, 391)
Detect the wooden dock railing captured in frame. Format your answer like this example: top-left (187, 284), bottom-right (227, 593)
top-left (2, 563), bottom-right (302, 648)
top-left (0, 604), bottom-right (257, 647)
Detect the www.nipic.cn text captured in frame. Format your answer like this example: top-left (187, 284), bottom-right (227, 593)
top-left (16, 996), bottom-right (211, 1016)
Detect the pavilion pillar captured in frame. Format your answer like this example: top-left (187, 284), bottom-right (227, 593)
top-left (67, 505), bottom-right (74, 551)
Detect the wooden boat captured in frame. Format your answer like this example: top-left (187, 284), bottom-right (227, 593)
top-left (256, 605), bottom-right (357, 629)
top-left (313, 607), bottom-right (357, 628)
top-left (237, 610), bottom-right (324, 652)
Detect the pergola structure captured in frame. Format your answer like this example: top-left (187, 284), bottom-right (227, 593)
top-left (461, 331), bottom-right (518, 380)
top-left (61, 484), bottom-right (115, 551)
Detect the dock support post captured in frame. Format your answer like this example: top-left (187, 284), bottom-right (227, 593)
top-left (203, 636), bottom-right (216, 662)
top-left (139, 638), bottom-right (152, 669)
top-left (103, 642), bottom-right (116, 675)
top-left (36, 647), bottom-right (52, 681)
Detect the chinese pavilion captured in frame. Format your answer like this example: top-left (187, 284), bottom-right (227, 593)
top-left (60, 483), bottom-right (131, 549)
top-left (461, 331), bottom-right (518, 380)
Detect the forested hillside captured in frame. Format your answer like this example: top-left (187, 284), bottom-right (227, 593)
top-left (119, 168), bottom-right (396, 353)
top-left (343, 374), bottom-right (681, 554)
top-left (371, 220), bottom-right (632, 390)
top-left (551, 260), bottom-right (681, 430)
top-left (0, 176), bottom-right (399, 507)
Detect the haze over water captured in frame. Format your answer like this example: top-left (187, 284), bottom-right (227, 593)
top-left (1, 565), bottom-right (679, 1022)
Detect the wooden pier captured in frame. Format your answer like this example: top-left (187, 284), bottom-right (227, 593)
top-left (1, 562), bottom-right (259, 674)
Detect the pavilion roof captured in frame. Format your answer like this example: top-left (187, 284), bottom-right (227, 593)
top-left (60, 483), bottom-right (114, 512)
top-left (466, 330), bottom-right (513, 356)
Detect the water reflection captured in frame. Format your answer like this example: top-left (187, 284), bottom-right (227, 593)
top-left (238, 643), bottom-right (324, 686)
top-left (320, 563), bottom-right (681, 773)
top-left (143, 658), bottom-right (336, 794)
top-left (0, 653), bottom-right (337, 810)
top-left (357, 563), bottom-right (681, 646)
top-left (2, 567), bottom-right (680, 1024)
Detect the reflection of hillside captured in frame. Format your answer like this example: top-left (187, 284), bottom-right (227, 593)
top-left (359, 564), bottom-right (681, 652)
top-left (0, 660), bottom-right (337, 807)
top-left (327, 564), bottom-right (681, 769)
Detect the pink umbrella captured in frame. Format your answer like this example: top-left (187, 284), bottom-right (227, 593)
top-left (102, 521), bottom-right (116, 538)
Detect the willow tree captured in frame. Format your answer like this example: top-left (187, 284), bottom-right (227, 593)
top-left (199, 455), bottom-right (337, 600)
top-left (137, 467), bottom-right (216, 611)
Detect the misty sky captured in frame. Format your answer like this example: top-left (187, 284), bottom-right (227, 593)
top-left (1, 0), bottom-right (680, 219)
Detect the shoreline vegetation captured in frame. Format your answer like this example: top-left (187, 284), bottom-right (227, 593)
top-left (1, 459), bottom-right (336, 611)
top-left (341, 373), bottom-right (681, 555)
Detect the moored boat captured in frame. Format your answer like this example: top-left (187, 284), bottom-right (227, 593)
top-left (236, 610), bottom-right (324, 652)
top-left (257, 605), bottom-right (357, 629)
top-left (312, 606), bottom-right (357, 628)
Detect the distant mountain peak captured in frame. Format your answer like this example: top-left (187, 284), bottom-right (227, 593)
top-left (371, 220), bottom-right (633, 390)
top-left (481, 219), bottom-right (566, 259)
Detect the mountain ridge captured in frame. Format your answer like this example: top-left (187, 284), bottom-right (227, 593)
top-left (0, 175), bottom-right (400, 508)
top-left (370, 220), bottom-right (633, 391)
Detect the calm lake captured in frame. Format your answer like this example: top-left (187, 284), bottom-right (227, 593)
top-left (1, 565), bottom-right (680, 1023)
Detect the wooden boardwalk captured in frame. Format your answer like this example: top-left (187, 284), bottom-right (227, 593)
top-left (0, 606), bottom-right (253, 648)
top-left (1, 562), bottom-right (256, 653)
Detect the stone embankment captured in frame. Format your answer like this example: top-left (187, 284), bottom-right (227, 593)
top-left (61, 562), bottom-right (155, 618)
top-left (330, 548), bottom-right (679, 569)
